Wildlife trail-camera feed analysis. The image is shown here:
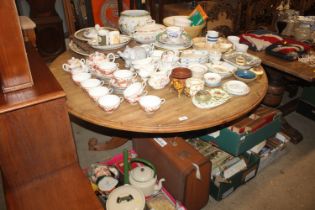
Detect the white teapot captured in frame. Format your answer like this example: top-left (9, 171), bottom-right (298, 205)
top-left (129, 158), bottom-right (165, 197)
top-left (117, 45), bottom-right (149, 67)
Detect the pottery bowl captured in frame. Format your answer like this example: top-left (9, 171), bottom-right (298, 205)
top-left (233, 69), bottom-right (257, 83)
top-left (204, 72), bottom-right (222, 87)
top-left (188, 64), bottom-right (208, 79)
top-left (163, 16), bottom-right (206, 38)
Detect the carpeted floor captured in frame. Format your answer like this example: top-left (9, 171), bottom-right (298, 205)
top-left (72, 111), bottom-right (315, 210)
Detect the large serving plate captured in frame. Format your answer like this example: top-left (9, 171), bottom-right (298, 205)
top-left (69, 40), bottom-right (90, 56)
top-left (222, 80), bottom-right (250, 96)
top-left (88, 35), bottom-right (131, 50)
top-left (222, 52), bottom-right (261, 70)
top-left (74, 26), bottom-right (117, 41)
top-left (192, 88), bottom-right (231, 109)
top-left (206, 61), bottom-right (237, 78)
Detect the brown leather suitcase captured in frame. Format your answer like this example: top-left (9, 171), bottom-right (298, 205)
top-left (133, 137), bottom-right (211, 210)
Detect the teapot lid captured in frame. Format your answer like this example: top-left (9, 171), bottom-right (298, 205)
top-left (130, 166), bottom-right (154, 182)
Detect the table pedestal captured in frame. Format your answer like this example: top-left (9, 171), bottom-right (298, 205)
top-left (88, 137), bottom-right (128, 151)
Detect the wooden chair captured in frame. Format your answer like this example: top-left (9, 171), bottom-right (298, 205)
top-left (244, 0), bottom-right (279, 32)
top-left (198, 0), bottom-right (242, 36)
top-left (145, 0), bottom-right (192, 23)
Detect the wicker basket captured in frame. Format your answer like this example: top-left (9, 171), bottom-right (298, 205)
top-left (163, 16), bottom-right (206, 38)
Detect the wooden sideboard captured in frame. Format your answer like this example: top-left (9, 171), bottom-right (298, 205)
top-left (0, 1), bottom-right (101, 209)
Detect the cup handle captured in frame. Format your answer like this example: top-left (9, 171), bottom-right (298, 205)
top-left (146, 19), bottom-right (155, 25)
top-left (108, 87), bottom-right (114, 94)
top-left (119, 97), bottom-right (124, 103)
top-left (133, 72), bottom-right (138, 78)
top-left (141, 81), bottom-right (146, 89)
top-left (62, 64), bottom-right (70, 72)
top-left (160, 98), bottom-right (166, 104)
top-left (80, 58), bottom-right (86, 64)
top-left (142, 90), bottom-right (148, 96)
top-left (100, 81), bottom-right (105, 86)
top-left (107, 53), bottom-right (116, 63)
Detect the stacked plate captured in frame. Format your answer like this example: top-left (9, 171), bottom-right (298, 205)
top-left (222, 80), bottom-right (250, 96)
top-left (154, 32), bottom-right (193, 50)
top-left (180, 50), bottom-right (209, 66)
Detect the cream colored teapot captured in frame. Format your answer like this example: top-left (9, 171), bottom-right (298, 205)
top-left (128, 158), bottom-right (165, 197)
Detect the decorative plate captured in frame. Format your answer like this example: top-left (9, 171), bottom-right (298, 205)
top-left (74, 26), bottom-right (117, 42)
top-left (68, 40), bottom-right (90, 57)
top-left (88, 35), bottom-right (131, 50)
top-left (206, 62), bottom-right (237, 78)
top-left (157, 32), bottom-right (192, 47)
top-left (222, 80), bottom-right (250, 96)
top-left (192, 88), bottom-right (231, 109)
top-left (222, 52), bottom-right (261, 70)
top-left (154, 40), bottom-right (192, 51)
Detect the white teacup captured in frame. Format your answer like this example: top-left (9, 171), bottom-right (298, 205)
top-left (148, 71), bottom-right (170, 90)
top-left (72, 72), bottom-right (92, 84)
top-left (95, 61), bottom-right (118, 75)
top-left (80, 78), bottom-right (104, 91)
top-left (227, 36), bottom-right (240, 46)
top-left (88, 86), bottom-right (113, 101)
top-left (63, 57), bottom-right (85, 72)
top-left (139, 95), bottom-right (165, 114)
top-left (185, 78), bottom-right (205, 96)
top-left (132, 57), bottom-right (153, 67)
top-left (113, 70), bottom-right (137, 88)
top-left (123, 82), bottom-right (146, 97)
top-left (137, 64), bottom-right (157, 80)
top-left (208, 50), bottom-right (222, 63)
top-left (166, 26), bottom-right (183, 41)
top-left (235, 43), bottom-right (249, 52)
top-left (98, 94), bottom-right (123, 113)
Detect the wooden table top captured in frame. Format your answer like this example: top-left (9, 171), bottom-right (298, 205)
top-left (50, 51), bottom-right (268, 133)
top-left (250, 50), bottom-right (315, 82)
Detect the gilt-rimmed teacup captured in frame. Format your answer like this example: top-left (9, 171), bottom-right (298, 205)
top-left (139, 95), bottom-right (165, 114)
top-left (63, 57), bottom-right (86, 72)
top-left (113, 70), bottom-right (137, 88)
top-left (166, 26), bottom-right (183, 41)
top-left (123, 82), bottom-right (146, 104)
top-left (88, 86), bottom-right (113, 101)
top-left (95, 61), bottom-right (118, 75)
top-left (98, 94), bottom-right (124, 113)
top-left (72, 72), bottom-right (92, 85)
top-left (80, 78), bottom-right (104, 91)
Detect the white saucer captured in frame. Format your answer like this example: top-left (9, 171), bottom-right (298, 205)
top-left (222, 80), bottom-right (250, 96)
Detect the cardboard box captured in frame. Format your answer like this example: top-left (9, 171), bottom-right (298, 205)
top-left (210, 152), bottom-right (260, 201)
top-left (200, 117), bottom-right (281, 156)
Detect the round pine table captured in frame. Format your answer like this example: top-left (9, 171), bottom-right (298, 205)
top-left (50, 50), bottom-right (268, 149)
